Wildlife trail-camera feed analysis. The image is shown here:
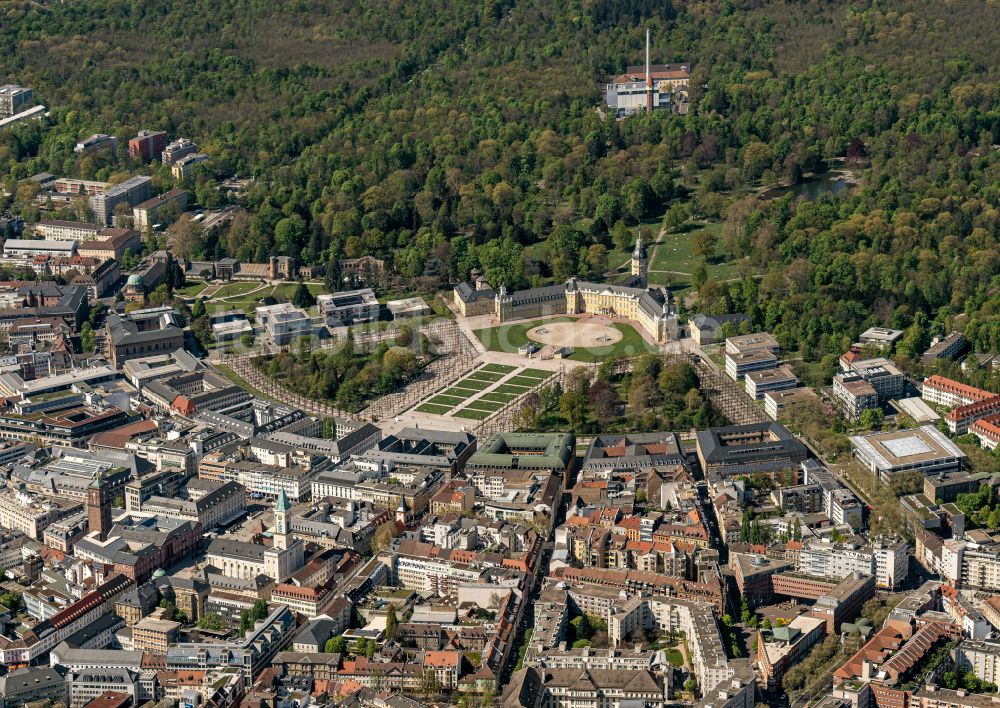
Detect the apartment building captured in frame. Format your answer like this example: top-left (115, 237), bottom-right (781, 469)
top-left (34, 220), bottom-right (102, 241)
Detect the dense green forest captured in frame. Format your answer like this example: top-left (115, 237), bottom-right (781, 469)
top-left (3, 0), bottom-right (1000, 379)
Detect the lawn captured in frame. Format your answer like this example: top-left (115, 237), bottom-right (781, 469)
top-left (177, 281), bottom-right (208, 297)
top-left (215, 281), bottom-right (262, 299)
top-left (481, 363), bottom-right (516, 374)
top-left (443, 386), bottom-right (481, 398)
top-left (474, 317), bottom-right (654, 363)
top-left (506, 375), bottom-right (547, 388)
top-left (474, 317), bottom-right (576, 353)
top-left (428, 394), bottom-right (465, 407)
top-left (416, 403), bottom-right (452, 415)
top-left (453, 407), bottom-right (493, 420)
top-left (463, 399), bottom-right (504, 412)
top-left (648, 221), bottom-right (754, 285)
top-left (494, 383), bottom-right (532, 396)
top-left (519, 368), bottom-right (551, 379)
top-left (273, 282), bottom-right (326, 300)
top-left (450, 378), bottom-right (493, 391)
top-left (666, 648), bottom-right (684, 667)
top-left (479, 391), bottom-right (518, 403)
top-left (466, 370), bottom-right (506, 383)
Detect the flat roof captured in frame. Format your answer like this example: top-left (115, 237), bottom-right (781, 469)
top-left (894, 397), bottom-right (941, 423)
top-left (849, 425), bottom-right (966, 470)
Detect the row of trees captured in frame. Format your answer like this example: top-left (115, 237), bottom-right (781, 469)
top-left (256, 335), bottom-right (421, 410)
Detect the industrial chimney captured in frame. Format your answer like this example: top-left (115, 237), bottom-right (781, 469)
top-left (645, 28), bottom-right (653, 112)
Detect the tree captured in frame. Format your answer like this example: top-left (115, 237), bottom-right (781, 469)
top-left (372, 520), bottom-right (401, 553)
top-left (325, 636), bottom-right (347, 653)
top-left (859, 407), bottom-right (884, 430)
top-left (196, 614), bottom-right (226, 631)
top-left (570, 614), bottom-right (592, 642)
top-left (385, 604), bottom-right (398, 641)
top-left (192, 298), bottom-right (207, 319)
top-left (559, 387), bottom-right (588, 430)
top-left (693, 228), bottom-right (719, 261)
top-left (419, 667), bottom-right (441, 697)
top-left (291, 281), bottom-right (316, 308)
top-left (169, 217), bottom-right (204, 260)
top-left (0, 592), bottom-right (21, 610)
top-left (585, 243), bottom-right (608, 277)
top-left (588, 379), bottom-right (621, 426)
top-left (80, 322), bottom-right (96, 353)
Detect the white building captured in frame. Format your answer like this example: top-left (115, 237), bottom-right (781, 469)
top-left (256, 303), bottom-right (313, 346)
top-left (2, 239), bottom-right (77, 258)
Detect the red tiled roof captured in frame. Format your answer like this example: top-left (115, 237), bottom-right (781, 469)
top-left (924, 375), bottom-right (994, 402)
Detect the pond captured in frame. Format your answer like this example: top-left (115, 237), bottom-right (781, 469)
top-left (762, 171), bottom-right (855, 201)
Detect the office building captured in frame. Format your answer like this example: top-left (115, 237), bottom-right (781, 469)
top-left (127, 130), bottom-right (167, 163)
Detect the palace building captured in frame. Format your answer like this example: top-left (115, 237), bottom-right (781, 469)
top-left (458, 236), bottom-right (676, 343)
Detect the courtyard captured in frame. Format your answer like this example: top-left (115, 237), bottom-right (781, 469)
top-left (473, 315), bottom-right (656, 363)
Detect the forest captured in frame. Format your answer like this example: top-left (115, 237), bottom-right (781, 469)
top-left (2, 0), bottom-right (1000, 382)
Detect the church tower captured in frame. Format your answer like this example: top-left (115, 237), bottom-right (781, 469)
top-left (631, 235), bottom-right (649, 288)
top-left (87, 473), bottom-right (112, 541)
top-left (273, 489), bottom-right (291, 550)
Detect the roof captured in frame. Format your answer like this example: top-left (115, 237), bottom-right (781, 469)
top-left (849, 425), bottom-right (967, 471)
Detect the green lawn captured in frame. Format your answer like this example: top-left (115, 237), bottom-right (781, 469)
top-left (466, 371), bottom-right (505, 383)
top-left (649, 221), bottom-right (754, 286)
top-left (519, 368), bottom-right (552, 378)
top-left (474, 317), bottom-right (653, 362)
top-left (506, 375), bottom-right (547, 388)
top-left (463, 399), bottom-right (504, 412)
top-left (273, 282), bottom-right (326, 300)
top-left (429, 394), bottom-right (465, 407)
top-left (215, 281), bottom-right (261, 299)
top-left (494, 383), bottom-right (532, 396)
top-left (443, 386), bottom-right (481, 398)
top-left (177, 281), bottom-right (208, 297)
top-left (666, 648), bottom-right (684, 667)
top-left (451, 378), bottom-right (493, 391)
top-left (453, 407), bottom-right (493, 420)
top-left (481, 363), bottom-right (517, 374)
top-left (416, 403), bottom-right (452, 415)
top-left (479, 391), bottom-right (518, 403)
top-left (474, 316), bottom-right (575, 353)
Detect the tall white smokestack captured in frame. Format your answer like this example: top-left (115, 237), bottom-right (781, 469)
top-left (645, 28), bottom-right (652, 111)
top-left (645, 28), bottom-right (650, 85)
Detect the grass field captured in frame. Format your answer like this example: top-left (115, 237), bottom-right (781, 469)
top-left (177, 281), bottom-right (208, 298)
top-left (494, 383), bottom-right (531, 395)
top-left (215, 281), bottom-right (262, 299)
top-left (479, 391), bottom-right (518, 403)
top-left (463, 399), bottom-right (504, 412)
top-left (648, 221), bottom-right (756, 286)
top-left (443, 386), bottom-right (481, 397)
top-left (507, 375), bottom-right (547, 388)
top-left (519, 368), bottom-right (551, 378)
top-left (428, 394), bottom-right (466, 407)
top-left (415, 403), bottom-right (452, 415)
top-left (481, 363), bottom-right (516, 374)
top-left (272, 282), bottom-right (326, 300)
top-left (474, 317), bottom-right (653, 363)
top-left (450, 377), bottom-right (493, 391)
top-left (474, 317), bottom-right (575, 353)
top-left (466, 370), bottom-right (505, 382)
top-left (453, 407), bottom-right (492, 420)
